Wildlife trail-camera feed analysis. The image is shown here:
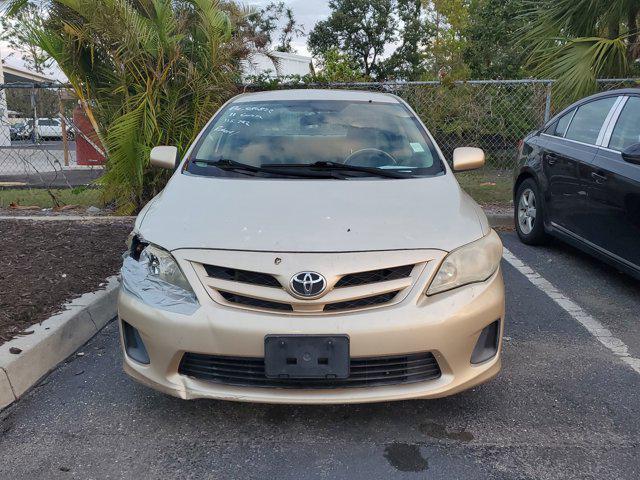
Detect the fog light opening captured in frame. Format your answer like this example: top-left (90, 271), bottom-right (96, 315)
top-left (471, 320), bottom-right (500, 365)
top-left (122, 320), bottom-right (150, 364)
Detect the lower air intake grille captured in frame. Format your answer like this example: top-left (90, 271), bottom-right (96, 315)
top-left (178, 352), bottom-right (441, 389)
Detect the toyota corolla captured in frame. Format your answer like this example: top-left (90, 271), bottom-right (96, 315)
top-left (118, 89), bottom-right (505, 404)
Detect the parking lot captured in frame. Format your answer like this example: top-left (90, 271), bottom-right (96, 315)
top-left (0, 231), bottom-right (638, 480)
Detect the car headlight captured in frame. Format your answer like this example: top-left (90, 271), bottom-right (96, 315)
top-left (141, 244), bottom-right (193, 293)
top-left (120, 237), bottom-right (199, 314)
top-left (427, 230), bottom-right (502, 295)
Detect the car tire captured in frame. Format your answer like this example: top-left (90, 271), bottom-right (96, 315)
top-left (515, 178), bottom-right (547, 245)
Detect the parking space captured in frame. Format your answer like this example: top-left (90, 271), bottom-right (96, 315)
top-left (0, 233), bottom-right (638, 479)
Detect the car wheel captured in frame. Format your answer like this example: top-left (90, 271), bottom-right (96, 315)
top-left (515, 178), bottom-right (547, 245)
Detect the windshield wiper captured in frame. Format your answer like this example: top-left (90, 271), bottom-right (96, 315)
top-left (191, 158), bottom-right (341, 179)
top-left (262, 161), bottom-right (414, 179)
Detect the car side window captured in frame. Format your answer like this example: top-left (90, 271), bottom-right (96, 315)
top-left (564, 97), bottom-right (617, 145)
top-left (551, 111), bottom-right (573, 137)
top-left (608, 97), bottom-right (640, 152)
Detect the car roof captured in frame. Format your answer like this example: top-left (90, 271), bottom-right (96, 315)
top-left (232, 89), bottom-right (400, 104)
top-left (566, 88), bottom-right (640, 108)
top-left (545, 87), bottom-right (640, 125)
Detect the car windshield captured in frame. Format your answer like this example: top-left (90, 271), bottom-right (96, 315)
top-left (186, 100), bottom-right (445, 179)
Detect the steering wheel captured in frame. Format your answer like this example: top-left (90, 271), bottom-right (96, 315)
top-left (344, 148), bottom-right (398, 167)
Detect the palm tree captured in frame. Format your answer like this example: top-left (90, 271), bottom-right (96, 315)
top-left (521, 0), bottom-right (640, 103)
top-left (8, 0), bottom-right (253, 214)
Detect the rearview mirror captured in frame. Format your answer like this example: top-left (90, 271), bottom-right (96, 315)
top-left (453, 147), bottom-right (485, 172)
top-left (150, 146), bottom-right (178, 169)
top-left (621, 143), bottom-right (640, 165)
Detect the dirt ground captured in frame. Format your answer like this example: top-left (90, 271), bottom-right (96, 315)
top-left (0, 219), bottom-right (133, 344)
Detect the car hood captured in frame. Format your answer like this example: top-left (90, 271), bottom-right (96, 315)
top-left (136, 173), bottom-right (488, 253)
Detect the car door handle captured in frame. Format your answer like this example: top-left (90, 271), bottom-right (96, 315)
top-left (591, 172), bottom-right (607, 184)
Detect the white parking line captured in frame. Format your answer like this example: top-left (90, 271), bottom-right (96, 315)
top-left (503, 248), bottom-right (640, 375)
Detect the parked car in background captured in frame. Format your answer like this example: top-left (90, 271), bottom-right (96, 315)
top-left (514, 88), bottom-right (640, 279)
top-left (9, 122), bottom-right (31, 141)
top-left (35, 118), bottom-right (74, 141)
top-left (119, 89), bottom-right (505, 404)
top-left (8, 118), bottom-right (74, 142)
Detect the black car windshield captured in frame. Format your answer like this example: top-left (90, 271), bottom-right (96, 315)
top-left (186, 100), bottom-right (445, 179)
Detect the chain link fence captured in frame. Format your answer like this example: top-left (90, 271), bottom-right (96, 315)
top-left (1, 79), bottom-right (638, 205)
top-left (0, 83), bottom-right (104, 194)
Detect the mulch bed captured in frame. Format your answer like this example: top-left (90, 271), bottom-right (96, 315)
top-left (0, 219), bottom-right (133, 345)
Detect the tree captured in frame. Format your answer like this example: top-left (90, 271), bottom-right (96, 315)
top-left (312, 48), bottom-right (365, 82)
top-left (421, 0), bottom-right (470, 80)
top-left (463, 0), bottom-right (528, 79)
top-left (308, 0), bottom-right (397, 78)
top-left (521, 0), bottom-right (640, 101)
top-left (245, 2), bottom-right (304, 53)
top-left (18, 0), bottom-right (252, 214)
top-left (0, 3), bottom-right (52, 73)
top-left (382, 0), bottom-right (432, 80)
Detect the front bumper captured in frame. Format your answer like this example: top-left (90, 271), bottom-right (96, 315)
top-left (117, 267), bottom-right (505, 404)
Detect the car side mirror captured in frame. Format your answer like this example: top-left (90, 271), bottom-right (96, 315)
top-left (621, 143), bottom-right (640, 165)
top-left (150, 146), bottom-right (178, 169)
top-left (453, 147), bottom-right (485, 172)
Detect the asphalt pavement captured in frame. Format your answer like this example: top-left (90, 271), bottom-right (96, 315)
top-left (0, 232), bottom-right (638, 480)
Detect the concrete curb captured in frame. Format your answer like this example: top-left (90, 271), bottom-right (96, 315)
top-left (0, 276), bottom-right (119, 411)
top-left (486, 213), bottom-right (514, 229)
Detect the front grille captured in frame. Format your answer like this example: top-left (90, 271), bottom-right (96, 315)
top-left (219, 291), bottom-right (293, 312)
top-left (204, 265), bottom-right (281, 288)
top-left (335, 264), bottom-right (414, 288)
top-left (324, 291), bottom-right (399, 312)
top-left (178, 351), bottom-right (441, 389)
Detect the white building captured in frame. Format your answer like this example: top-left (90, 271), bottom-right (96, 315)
top-left (0, 55), bottom-right (59, 146)
top-left (242, 51), bottom-right (313, 80)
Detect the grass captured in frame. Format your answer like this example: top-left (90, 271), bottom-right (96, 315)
top-left (455, 170), bottom-right (513, 207)
top-left (0, 188), bottom-right (104, 209)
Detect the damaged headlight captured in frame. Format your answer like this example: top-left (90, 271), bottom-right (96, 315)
top-left (427, 230), bottom-right (502, 296)
top-left (121, 235), bottom-right (199, 314)
top-left (141, 245), bottom-right (193, 292)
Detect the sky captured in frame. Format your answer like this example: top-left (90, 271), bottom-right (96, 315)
top-left (247, 0), bottom-right (330, 57)
top-left (1, 1), bottom-right (330, 79)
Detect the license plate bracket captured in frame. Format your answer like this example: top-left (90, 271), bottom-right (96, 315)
top-left (264, 335), bottom-right (350, 379)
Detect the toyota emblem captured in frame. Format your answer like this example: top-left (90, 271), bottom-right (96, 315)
top-left (290, 271), bottom-right (327, 298)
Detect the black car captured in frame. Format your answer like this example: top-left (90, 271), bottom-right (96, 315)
top-left (514, 88), bottom-right (640, 279)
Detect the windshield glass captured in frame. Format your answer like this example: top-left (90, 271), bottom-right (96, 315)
top-left (186, 100), bottom-right (444, 178)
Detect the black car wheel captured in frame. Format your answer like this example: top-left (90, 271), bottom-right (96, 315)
top-left (515, 178), bottom-right (547, 245)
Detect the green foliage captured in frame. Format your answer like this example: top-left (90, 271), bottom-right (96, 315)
top-left (308, 0), bottom-right (397, 78)
top-left (22, 0), bottom-right (249, 214)
top-left (463, 0), bottom-right (528, 79)
top-left (245, 1), bottom-right (304, 53)
top-left (311, 48), bottom-right (367, 83)
top-left (396, 82), bottom-right (544, 167)
top-left (381, 0), bottom-right (432, 80)
top-left (521, 0), bottom-right (640, 102)
top-left (422, 0), bottom-right (471, 80)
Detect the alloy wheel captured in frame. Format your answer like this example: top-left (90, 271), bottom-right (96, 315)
top-left (518, 188), bottom-right (537, 234)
